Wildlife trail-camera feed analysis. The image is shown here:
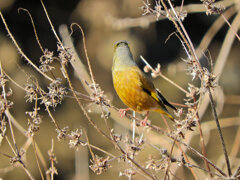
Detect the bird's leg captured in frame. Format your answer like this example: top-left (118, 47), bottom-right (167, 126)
top-left (119, 108), bottom-right (131, 118)
top-left (140, 111), bottom-right (150, 126)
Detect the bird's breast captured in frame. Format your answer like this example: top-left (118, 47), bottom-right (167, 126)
top-left (112, 68), bottom-right (159, 112)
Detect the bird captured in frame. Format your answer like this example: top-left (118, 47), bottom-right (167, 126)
top-left (112, 40), bottom-right (176, 125)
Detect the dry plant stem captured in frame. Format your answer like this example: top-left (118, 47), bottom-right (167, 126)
top-left (187, 164), bottom-right (222, 178)
top-left (107, 0), bottom-right (234, 30)
top-left (159, 72), bottom-right (188, 95)
top-left (175, 142), bottom-right (199, 180)
top-left (5, 68), bottom-right (115, 163)
top-left (18, 8), bottom-right (56, 80)
top-left (89, 143), bottom-right (115, 158)
top-left (1, 70), bottom-right (48, 179)
top-left (18, 8), bottom-right (44, 53)
top-left (195, 114), bottom-right (211, 178)
top-left (193, 95), bottom-right (211, 178)
top-left (140, 55), bottom-right (198, 178)
top-left (149, 124), bottom-right (227, 177)
top-left (232, 166), bottom-right (240, 178)
top-left (164, 139), bottom-right (176, 180)
top-left (199, 12), bottom-right (240, 118)
top-left (196, 6), bottom-right (236, 59)
top-left (70, 23), bottom-right (97, 91)
top-left (140, 56), bottom-right (188, 95)
top-left (5, 137), bottom-right (35, 180)
top-left (59, 25), bottom-right (92, 93)
top-left (45, 106), bottom-right (61, 130)
top-left (40, 0), bottom-right (64, 49)
top-left (207, 88), bottom-right (231, 176)
top-left (1, 68), bottom-right (35, 180)
top-left (0, 64), bottom-right (19, 157)
top-left (198, 10), bottom-right (240, 175)
top-left (221, 13), bottom-right (240, 41)
top-left (84, 130), bottom-right (96, 164)
top-left (32, 140), bottom-right (45, 180)
top-left (49, 139), bottom-right (55, 180)
top-left (163, 0), bottom-right (233, 176)
top-left (0, 11), bottom-right (54, 82)
top-left (61, 65), bottom-right (111, 141)
top-left (128, 113), bottom-right (199, 178)
top-left (160, 0), bottom-right (201, 71)
top-left (5, 110), bottom-right (49, 178)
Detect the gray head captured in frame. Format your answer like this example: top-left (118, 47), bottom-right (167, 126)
top-left (112, 40), bottom-right (137, 71)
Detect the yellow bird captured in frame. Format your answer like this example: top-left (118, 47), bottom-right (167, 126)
top-left (112, 40), bottom-right (176, 125)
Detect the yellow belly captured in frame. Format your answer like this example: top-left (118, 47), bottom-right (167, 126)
top-left (113, 68), bottom-right (159, 112)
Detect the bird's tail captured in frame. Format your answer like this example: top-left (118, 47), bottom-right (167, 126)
top-left (154, 109), bottom-right (175, 121)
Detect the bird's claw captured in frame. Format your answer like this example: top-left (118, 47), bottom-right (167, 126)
top-left (119, 108), bottom-right (130, 118)
top-left (140, 117), bottom-right (150, 126)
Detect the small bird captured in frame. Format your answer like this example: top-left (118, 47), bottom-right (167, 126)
top-left (112, 40), bottom-right (176, 125)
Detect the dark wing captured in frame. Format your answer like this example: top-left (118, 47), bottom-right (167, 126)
top-left (156, 89), bottom-right (176, 110)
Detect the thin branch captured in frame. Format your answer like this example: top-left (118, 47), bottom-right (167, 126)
top-left (0, 11), bottom-right (54, 82)
top-left (207, 88), bottom-right (231, 176)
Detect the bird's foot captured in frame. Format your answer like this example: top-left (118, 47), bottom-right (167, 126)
top-left (140, 112), bottom-right (150, 126)
top-left (140, 118), bottom-right (150, 126)
top-left (119, 108), bottom-right (131, 118)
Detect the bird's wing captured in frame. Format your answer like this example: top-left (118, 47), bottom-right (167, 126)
top-left (138, 70), bottom-right (169, 112)
top-left (139, 69), bottom-right (176, 111)
top-left (156, 89), bottom-right (176, 110)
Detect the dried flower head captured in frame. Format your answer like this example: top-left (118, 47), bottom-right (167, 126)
top-left (40, 78), bottom-right (67, 108)
top-left (119, 168), bottom-right (136, 179)
top-left (57, 44), bottom-right (73, 66)
top-left (0, 98), bottom-right (13, 115)
top-left (182, 57), bottom-right (202, 80)
top-left (25, 108), bottom-right (42, 136)
top-left (146, 156), bottom-right (164, 172)
top-left (140, 0), bottom-right (152, 16)
top-left (0, 117), bottom-right (7, 145)
top-left (201, 67), bottom-right (217, 90)
top-left (9, 149), bottom-right (25, 165)
top-left (46, 145), bottom-right (58, 176)
top-left (46, 166), bottom-right (58, 176)
top-left (201, 0), bottom-right (225, 15)
top-left (25, 83), bottom-right (38, 103)
top-left (90, 156), bottom-right (111, 175)
top-left (87, 82), bottom-right (110, 118)
top-left (174, 107), bottom-right (197, 138)
top-left (0, 74), bottom-right (8, 87)
top-left (56, 126), bottom-right (69, 141)
top-left (111, 129), bottom-right (122, 142)
top-left (39, 49), bottom-right (55, 72)
top-left (69, 129), bottom-right (87, 150)
top-left (140, 0), bottom-right (165, 20)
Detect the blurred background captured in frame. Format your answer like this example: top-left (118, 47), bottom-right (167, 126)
top-left (0, 0), bottom-right (240, 179)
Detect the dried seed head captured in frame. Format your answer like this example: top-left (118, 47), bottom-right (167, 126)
top-left (39, 49), bottom-right (55, 72)
top-left (26, 108), bottom-right (42, 136)
top-left (119, 168), bottom-right (136, 179)
top-left (40, 78), bottom-right (67, 109)
top-left (69, 129), bottom-right (86, 150)
top-left (57, 44), bottom-right (73, 66)
top-left (56, 126), bottom-right (69, 141)
top-left (201, 0), bottom-right (225, 15)
top-left (90, 156), bottom-right (111, 175)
